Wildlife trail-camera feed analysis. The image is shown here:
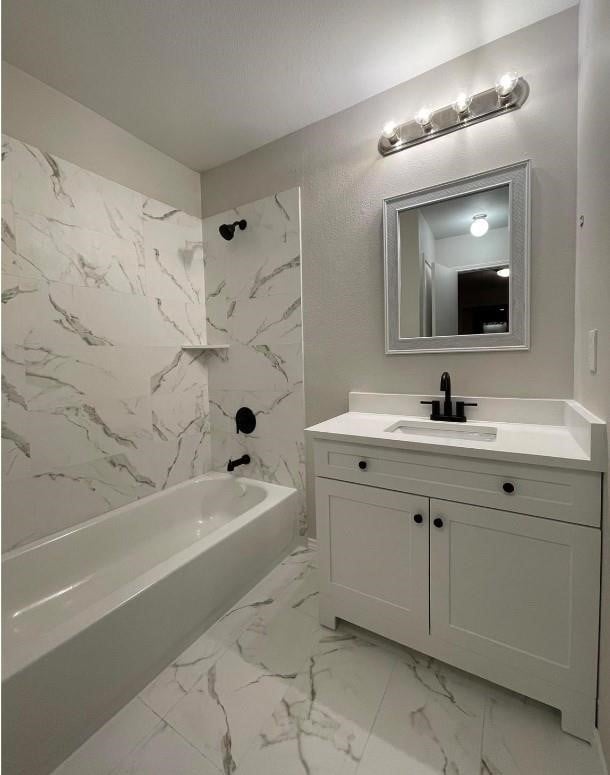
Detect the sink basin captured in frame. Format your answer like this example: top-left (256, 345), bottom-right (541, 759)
top-left (385, 419), bottom-right (497, 441)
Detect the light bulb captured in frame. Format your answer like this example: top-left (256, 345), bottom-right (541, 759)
top-left (382, 121), bottom-right (399, 144)
top-left (453, 92), bottom-right (472, 117)
top-left (470, 213), bottom-right (489, 237)
top-left (496, 267), bottom-right (510, 278)
top-left (414, 106), bottom-right (433, 129)
top-left (495, 71), bottom-right (519, 99)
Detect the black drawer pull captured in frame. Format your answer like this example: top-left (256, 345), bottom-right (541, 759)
top-left (358, 460), bottom-right (367, 470)
top-left (502, 482), bottom-right (515, 494)
top-left (433, 517), bottom-right (444, 528)
top-left (413, 513), bottom-right (423, 524)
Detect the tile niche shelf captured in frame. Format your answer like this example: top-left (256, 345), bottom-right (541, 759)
top-left (180, 344), bottom-right (230, 351)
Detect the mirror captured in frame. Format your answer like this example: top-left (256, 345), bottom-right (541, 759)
top-left (384, 161), bottom-right (530, 353)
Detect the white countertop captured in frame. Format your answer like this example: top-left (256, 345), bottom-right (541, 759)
top-left (306, 394), bottom-right (607, 472)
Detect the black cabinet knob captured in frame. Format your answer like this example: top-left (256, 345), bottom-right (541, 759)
top-left (358, 460), bottom-right (367, 470)
top-left (413, 513), bottom-right (423, 524)
top-left (502, 482), bottom-right (515, 494)
top-left (433, 517), bottom-right (444, 528)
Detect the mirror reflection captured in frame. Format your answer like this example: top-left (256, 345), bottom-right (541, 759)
top-left (399, 185), bottom-right (510, 338)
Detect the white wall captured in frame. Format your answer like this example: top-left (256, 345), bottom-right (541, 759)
top-left (201, 9), bottom-right (579, 534)
top-left (574, 0), bottom-right (610, 758)
top-left (2, 63), bottom-right (202, 217)
top-left (434, 227), bottom-right (509, 268)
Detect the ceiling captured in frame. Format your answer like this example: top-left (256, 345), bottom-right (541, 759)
top-left (2, 0), bottom-right (575, 172)
top-left (420, 187), bottom-right (510, 239)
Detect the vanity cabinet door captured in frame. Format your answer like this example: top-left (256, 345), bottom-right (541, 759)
top-left (429, 499), bottom-right (600, 694)
top-left (316, 478), bottom-right (429, 648)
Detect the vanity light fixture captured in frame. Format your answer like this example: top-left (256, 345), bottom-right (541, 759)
top-left (470, 213), bottom-right (489, 237)
top-left (496, 267), bottom-right (510, 278)
top-left (453, 91), bottom-right (472, 119)
top-left (495, 71), bottom-right (520, 102)
top-left (414, 106), bottom-right (433, 132)
top-left (382, 120), bottom-right (400, 145)
top-left (378, 71), bottom-right (529, 156)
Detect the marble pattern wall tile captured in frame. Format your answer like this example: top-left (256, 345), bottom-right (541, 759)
top-left (203, 188), bottom-right (306, 533)
top-left (1, 136), bottom-right (210, 551)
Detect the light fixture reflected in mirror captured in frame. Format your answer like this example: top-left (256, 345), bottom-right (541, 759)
top-left (470, 213), bottom-right (489, 237)
top-left (496, 267), bottom-right (510, 278)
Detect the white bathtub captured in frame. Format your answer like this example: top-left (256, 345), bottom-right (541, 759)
top-left (2, 472), bottom-right (298, 775)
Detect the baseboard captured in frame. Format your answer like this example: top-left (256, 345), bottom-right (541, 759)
top-left (593, 730), bottom-right (609, 775)
top-left (307, 537), bottom-right (318, 552)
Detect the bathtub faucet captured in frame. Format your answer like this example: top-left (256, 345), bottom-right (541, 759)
top-left (227, 454), bottom-right (250, 472)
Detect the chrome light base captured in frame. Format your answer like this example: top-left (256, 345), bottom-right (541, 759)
top-left (378, 78), bottom-right (529, 157)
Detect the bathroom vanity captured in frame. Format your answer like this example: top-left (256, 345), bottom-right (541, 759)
top-left (307, 392), bottom-right (606, 741)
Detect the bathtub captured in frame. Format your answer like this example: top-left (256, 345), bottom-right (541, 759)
top-left (2, 472), bottom-right (298, 775)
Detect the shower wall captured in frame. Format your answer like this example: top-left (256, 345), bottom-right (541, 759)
top-left (1, 135), bottom-right (211, 550)
top-left (204, 188), bottom-right (306, 532)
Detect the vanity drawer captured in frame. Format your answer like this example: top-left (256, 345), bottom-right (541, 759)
top-left (313, 441), bottom-right (601, 527)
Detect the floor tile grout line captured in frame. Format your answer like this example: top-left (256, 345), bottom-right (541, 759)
top-left (154, 699), bottom-right (224, 774)
top-left (53, 697), bottom-right (159, 775)
top-left (354, 651), bottom-right (400, 774)
top-left (136, 552), bottom-right (317, 773)
top-left (136, 698), bottom-right (220, 770)
top-left (479, 692), bottom-right (492, 772)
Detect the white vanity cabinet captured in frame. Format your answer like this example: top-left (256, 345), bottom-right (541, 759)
top-left (313, 439), bottom-right (602, 741)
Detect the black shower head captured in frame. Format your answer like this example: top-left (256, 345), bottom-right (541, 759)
top-left (219, 219), bottom-right (247, 241)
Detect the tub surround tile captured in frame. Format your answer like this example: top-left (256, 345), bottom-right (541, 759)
top-left (24, 344), bottom-right (153, 407)
top-left (151, 384), bottom-right (209, 442)
top-left (150, 296), bottom-right (205, 346)
top-left (28, 394), bottom-right (153, 474)
top-left (210, 387), bottom-right (304, 441)
top-left (14, 209), bottom-right (146, 293)
top-left (31, 452), bottom-right (156, 517)
top-left (209, 339), bottom-right (302, 392)
top-left (228, 293), bottom-right (302, 346)
top-left (10, 139), bottom-right (143, 243)
top-left (2, 274), bottom-right (41, 344)
top-left (2, 134), bottom-right (211, 550)
top-left (143, 198), bottom-right (204, 305)
top-left (2, 344), bottom-right (30, 481)
top-left (203, 188), bottom-right (305, 531)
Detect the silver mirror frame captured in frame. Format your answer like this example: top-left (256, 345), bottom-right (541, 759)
top-left (383, 160), bottom-right (530, 354)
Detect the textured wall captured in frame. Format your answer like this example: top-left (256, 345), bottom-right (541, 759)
top-left (2, 63), bottom-right (202, 217)
top-left (201, 9), bottom-right (579, 534)
top-left (2, 136), bottom-right (210, 550)
top-left (203, 189), bottom-right (306, 532)
top-left (573, 0), bottom-right (610, 759)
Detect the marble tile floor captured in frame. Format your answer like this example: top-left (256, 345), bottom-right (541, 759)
top-left (52, 546), bottom-right (606, 775)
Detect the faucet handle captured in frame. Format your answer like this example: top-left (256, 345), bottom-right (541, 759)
top-left (455, 401), bottom-right (478, 419)
top-left (421, 399), bottom-right (441, 418)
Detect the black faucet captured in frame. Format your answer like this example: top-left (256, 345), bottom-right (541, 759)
top-left (227, 454), bottom-right (250, 472)
top-left (421, 372), bottom-right (478, 422)
top-left (440, 371), bottom-right (452, 417)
